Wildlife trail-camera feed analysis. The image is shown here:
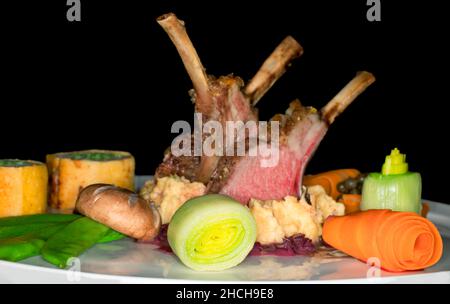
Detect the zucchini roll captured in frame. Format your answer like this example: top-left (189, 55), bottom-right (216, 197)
top-left (0, 159), bottom-right (48, 217)
top-left (47, 150), bottom-right (135, 212)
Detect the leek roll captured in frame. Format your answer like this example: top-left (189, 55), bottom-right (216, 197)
top-left (168, 194), bottom-right (256, 271)
top-left (361, 148), bottom-right (422, 214)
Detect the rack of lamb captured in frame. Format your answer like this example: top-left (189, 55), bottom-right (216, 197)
top-left (141, 13), bottom-right (375, 206)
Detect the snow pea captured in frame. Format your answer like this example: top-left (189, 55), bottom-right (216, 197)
top-left (0, 237), bottom-right (45, 262)
top-left (0, 214), bottom-right (81, 240)
top-left (0, 214), bottom-right (81, 226)
top-left (0, 220), bottom-right (124, 263)
top-left (0, 214), bottom-right (125, 266)
top-left (41, 217), bottom-right (111, 268)
top-left (0, 224), bottom-right (72, 261)
top-left (98, 229), bottom-right (125, 243)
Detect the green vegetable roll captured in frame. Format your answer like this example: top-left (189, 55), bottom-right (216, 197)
top-left (361, 148), bottom-right (422, 214)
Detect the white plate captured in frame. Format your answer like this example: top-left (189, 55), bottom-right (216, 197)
top-left (0, 176), bottom-right (449, 284)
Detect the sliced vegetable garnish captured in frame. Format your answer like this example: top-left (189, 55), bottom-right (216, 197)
top-left (361, 148), bottom-right (422, 214)
top-left (168, 194), bottom-right (256, 271)
top-left (362, 172), bottom-right (422, 213)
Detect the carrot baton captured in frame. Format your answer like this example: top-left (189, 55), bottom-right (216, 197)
top-left (421, 202), bottom-right (430, 218)
top-left (338, 194), bottom-right (361, 214)
top-left (322, 209), bottom-right (443, 272)
top-left (303, 169), bottom-right (360, 200)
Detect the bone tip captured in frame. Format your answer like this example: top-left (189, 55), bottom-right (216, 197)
top-left (157, 13), bottom-right (174, 22)
top-left (284, 35), bottom-right (304, 55)
top-left (157, 13), bottom-right (184, 26)
top-left (357, 71), bottom-right (376, 85)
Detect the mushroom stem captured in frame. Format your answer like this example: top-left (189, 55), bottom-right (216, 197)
top-left (157, 13), bottom-right (212, 112)
top-left (245, 36), bottom-right (304, 106)
top-left (321, 71), bottom-right (376, 125)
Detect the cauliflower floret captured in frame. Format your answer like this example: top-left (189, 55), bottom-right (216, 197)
top-left (307, 185), bottom-right (345, 222)
top-left (272, 196), bottom-right (322, 242)
top-left (141, 176), bottom-right (206, 224)
top-left (249, 186), bottom-right (345, 245)
top-left (248, 200), bottom-right (285, 245)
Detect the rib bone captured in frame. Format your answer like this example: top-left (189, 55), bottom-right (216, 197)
top-left (245, 36), bottom-right (304, 106)
top-left (157, 13), bottom-right (212, 112)
top-left (321, 71), bottom-right (375, 124)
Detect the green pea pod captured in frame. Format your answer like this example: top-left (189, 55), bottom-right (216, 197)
top-left (0, 214), bottom-right (81, 227)
top-left (0, 238), bottom-right (46, 262)
top-left (31, 224), bottom-right (73, 240)
top-left (98, 229), bottom-right (125, 243)
top-left (0, 218), bottom-right (123, 263)
top-left (0, 214), bottom-right (81, 240)
top-left (41, 217), bottom-right (110, 268)
top-left (1, 223), bottom-right (70, 240)
top-left (0, 224), bottom-right (71, 262)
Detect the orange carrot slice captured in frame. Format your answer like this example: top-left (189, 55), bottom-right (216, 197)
top-left (421, 202), bottom-right (430, 218)
top-left (338, 194), bottom-right (361, 214)
top-left (303, 169), bottom-right (360, 200)
top-left (322, 209), bottom-right (443, 272)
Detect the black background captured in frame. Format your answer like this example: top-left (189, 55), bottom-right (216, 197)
top-left (2, 1), bottom-right (449, 202)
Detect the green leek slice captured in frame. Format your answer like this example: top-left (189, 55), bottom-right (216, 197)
top-left (361, 173), bottom-right (422, 214)
top-left (167, 194), bottom-right (256, 271)
top-left (361, 148), bottom-right (422, 214)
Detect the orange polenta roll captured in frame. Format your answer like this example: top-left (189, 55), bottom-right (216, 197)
top-left (0, 159), bottom-right (48, 217)
top-left (47, 150), bottom-right (134, 212)
top-left (322, 209), bottom-right (443, 272)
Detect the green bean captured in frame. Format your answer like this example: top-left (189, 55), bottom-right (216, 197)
top-left (1, 223), bottom-right (68, 240)
top-left (0, 224), bottom-right (72, 261)
top-left (0, 214), bottom-right (81, 240)
top-left (0, 214), bottom-right (81, 227)
top-left (41, 217), bottom-right (110, 268)
top-left (0, 237), bottom-right (45, 262)
top-left (98, 229), bottom-right (125, 243)
top-left (0, 217), bottom-right (124, 263)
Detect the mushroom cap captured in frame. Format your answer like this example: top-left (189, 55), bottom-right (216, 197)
top-left (76, 184), bottom-right (161, 241)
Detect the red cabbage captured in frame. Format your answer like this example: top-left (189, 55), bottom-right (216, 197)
top-left (147, 224), bottom-right (172, 253)
top-left (249, 234), bottom-right (316, 256)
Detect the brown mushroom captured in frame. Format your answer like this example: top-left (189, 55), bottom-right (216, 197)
top-left (76, 184), bottom-right (161, 241)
